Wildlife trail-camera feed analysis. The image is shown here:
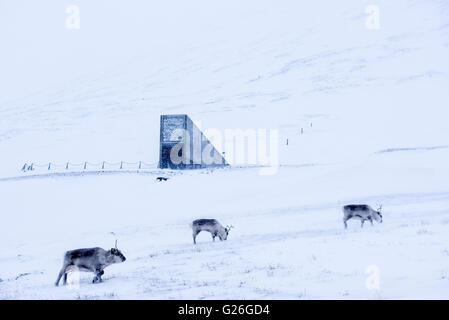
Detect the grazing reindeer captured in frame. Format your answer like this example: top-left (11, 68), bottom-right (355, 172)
top-left (55, 241), bottom-right (126, 286)
top-left (343, 204), bottom-right (383, 229)
top-left (191, 219), bottom-right (233, 244)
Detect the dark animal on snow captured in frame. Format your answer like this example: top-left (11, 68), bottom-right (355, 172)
top-left (55, 242), bottom-right (126, 286)
top-left (191, 219), bottom-right (233, 244)
top-left (342, 204), bottom-right (383, 229)
top-left (156, 177), bottom-right (169, 181)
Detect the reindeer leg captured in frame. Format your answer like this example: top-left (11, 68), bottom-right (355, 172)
top-left (343, 214), bottom-right (351, 229)
top-left (55, 267), bottom-right (67, 286)
top-left (92, 271), bottom-right (102, 283)
top-left (193, 231), bottom-right (199, 244)
top-left (55, 263), bottom-right (71, 286)
top-left (361, 220), bottom-right (365, 228)
top-left (95, 268), bottom-right (103, 283)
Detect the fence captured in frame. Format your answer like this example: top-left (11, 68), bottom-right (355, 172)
top-left (21, 160), bottom-right (158, 173)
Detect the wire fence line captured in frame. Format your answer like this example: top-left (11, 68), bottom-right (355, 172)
top-left (21, 160), bottom-right (159, 173)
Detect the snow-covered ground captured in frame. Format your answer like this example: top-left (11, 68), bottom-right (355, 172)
top-left (1, 0), bottom-right (449, 299)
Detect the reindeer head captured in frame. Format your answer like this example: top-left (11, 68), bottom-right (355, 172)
top-left (223, 225), bottom-right (234, 240)
top-left (109, 240), bottom-right (126, 263)
top-left (375, 205), bottom-right (383, 223)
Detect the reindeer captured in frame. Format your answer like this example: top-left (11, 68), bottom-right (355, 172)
top-left (343, 204), bottom-right (383, 229)
top-left (191, 219), bottom-right (233, 244)
top-left (55, 241), bottom-right (126, 286)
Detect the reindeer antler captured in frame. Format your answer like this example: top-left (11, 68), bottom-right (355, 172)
top-left (115, 240), bottom-right (118, 249)
top-left (377, 204), bottom-right (383, 212)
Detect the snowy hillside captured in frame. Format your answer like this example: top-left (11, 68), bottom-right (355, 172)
top-left (1, 0), bottom-right (449, 299)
